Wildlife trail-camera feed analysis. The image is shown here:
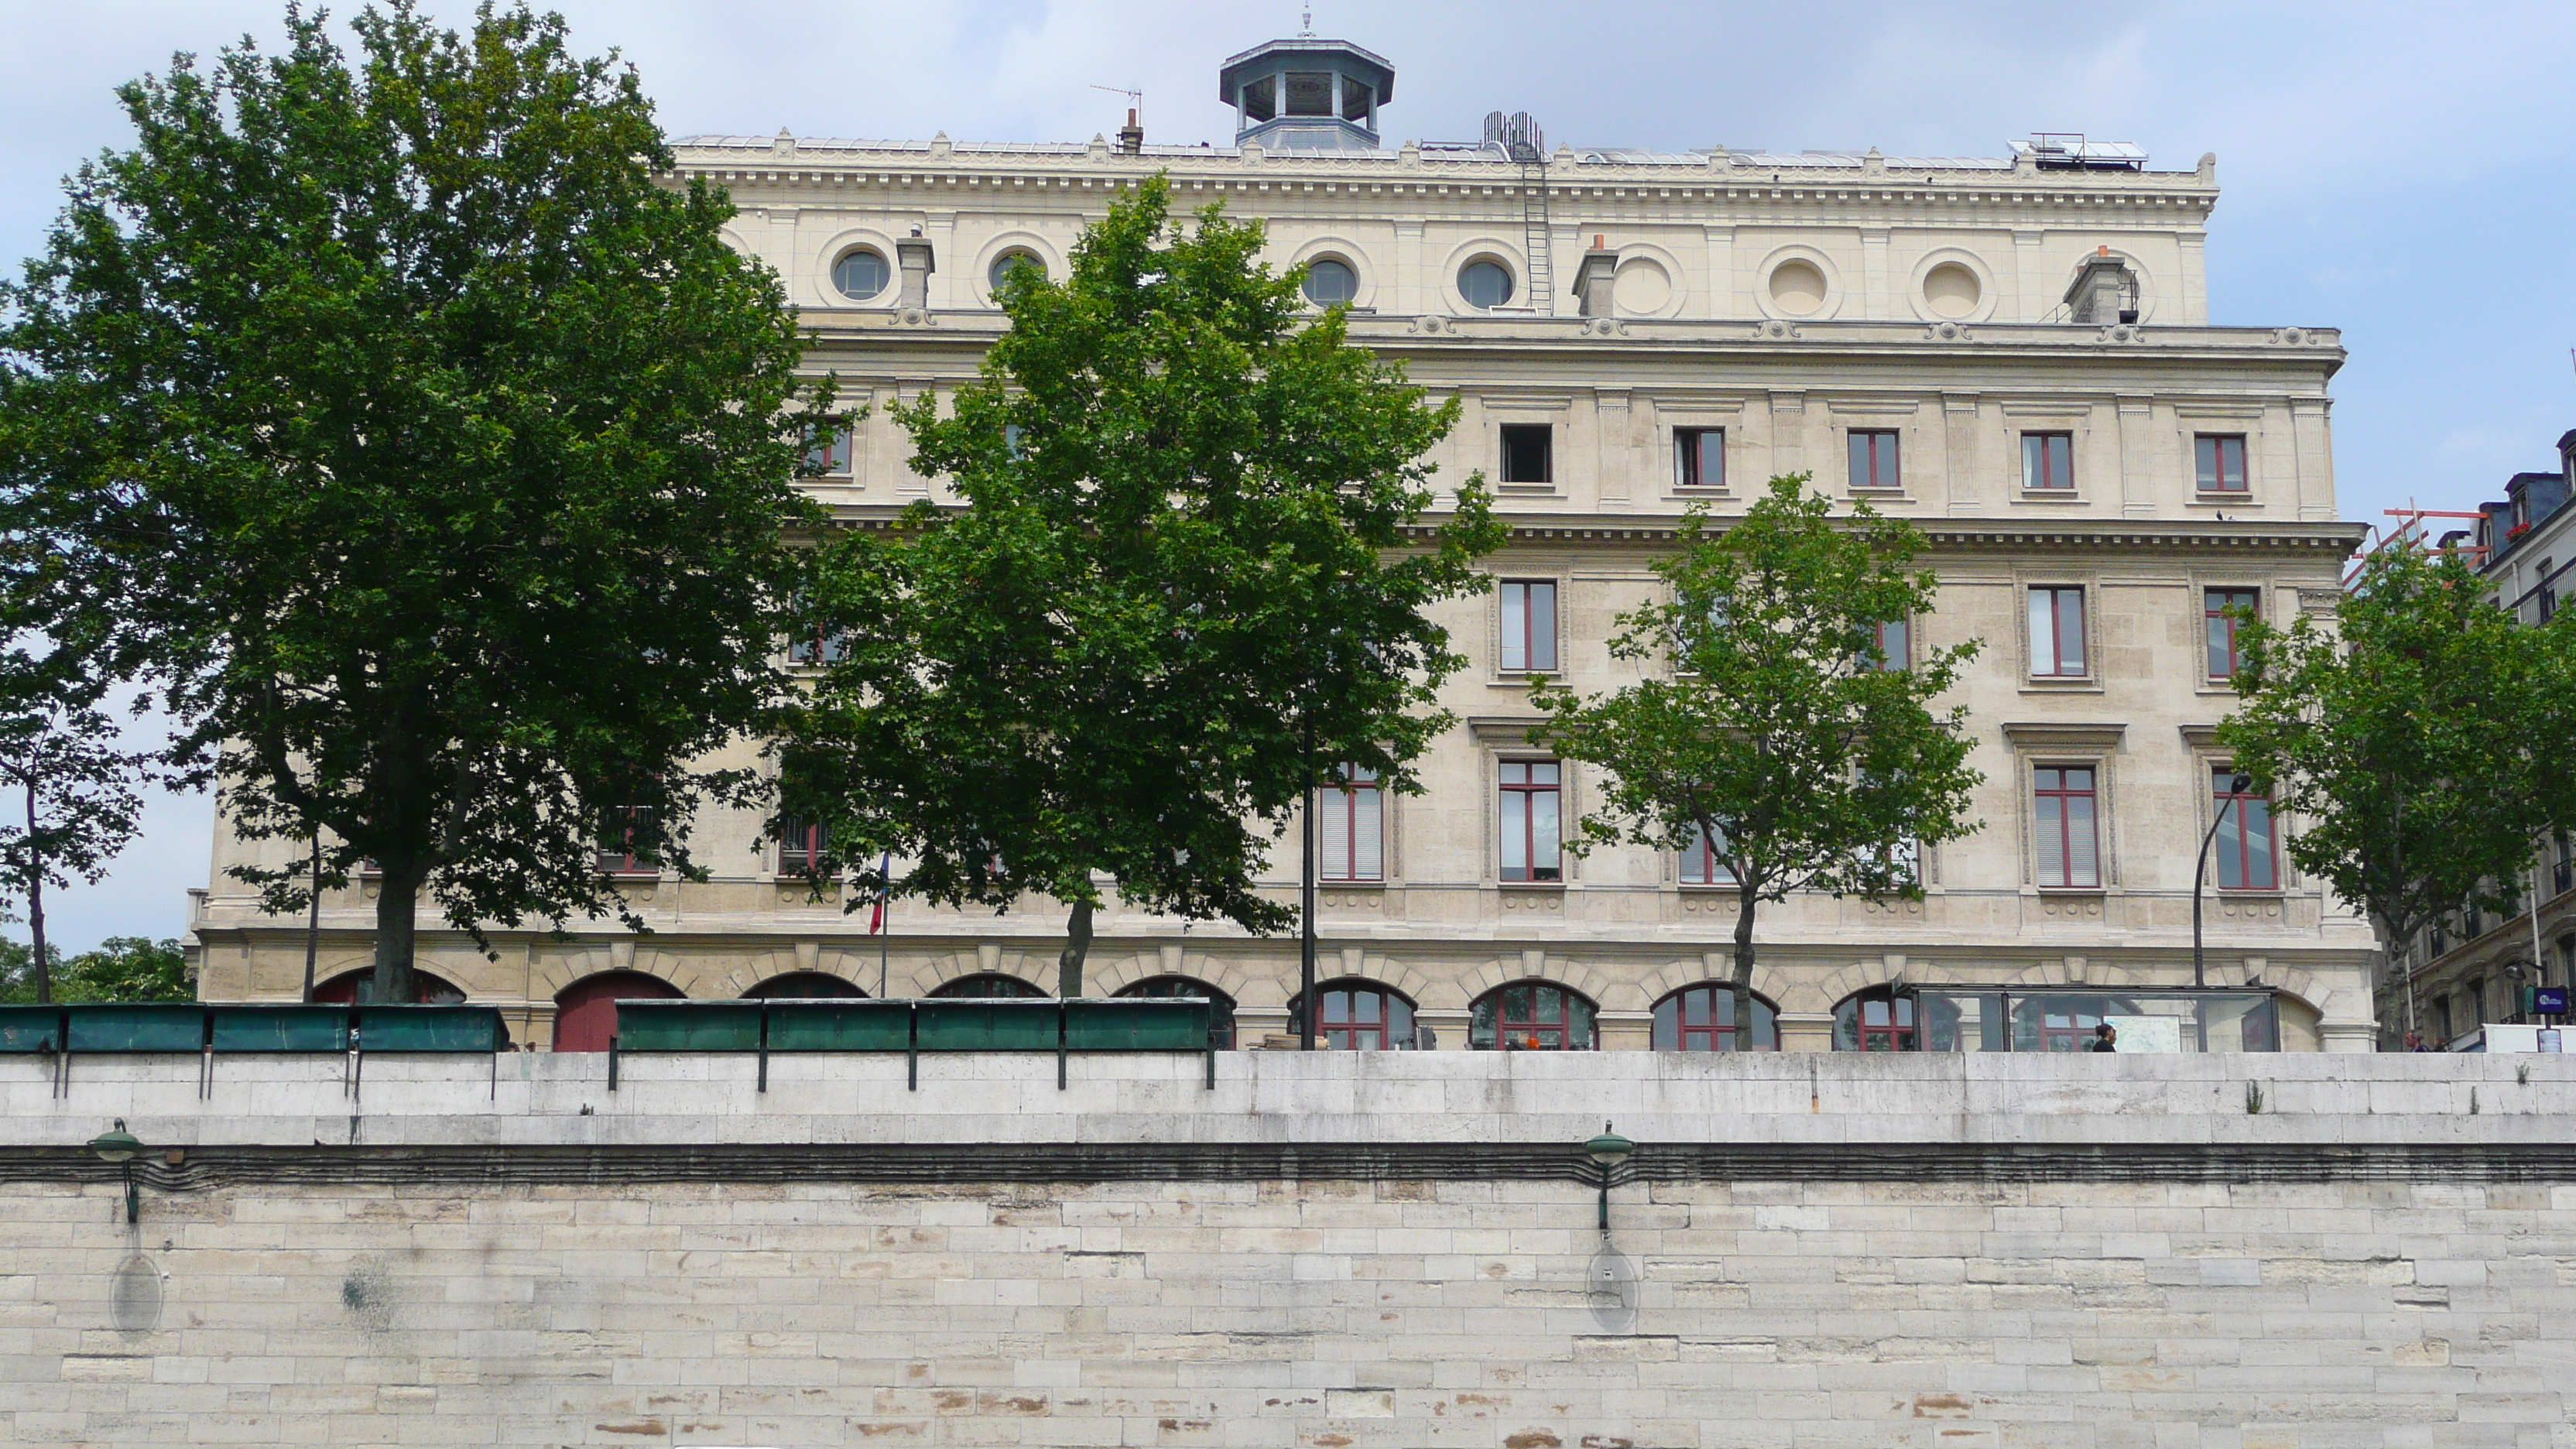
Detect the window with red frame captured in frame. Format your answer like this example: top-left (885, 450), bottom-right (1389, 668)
top-left (2212, 767), bottom-right (2278, 890)
top-left (1848, 429), bottom-right (1902, 491)
top-left (2195, 433), bottom-right (2248, 492)
top-left (1864, 616), bottom-right (1910, 671)
top-left (595, 804), bottom-right (659, 875)
top-left (1499, 580), bottom-right (1559, 672)
top-left (779, 817), bottom-right (827, 875)
top-left (803, 424), bottom-right (852, 476)
top-left (2033, 766), bottom-right (2101, 889)
top-left (2027, 586), bottom-right (2087, 677)
top-left (2204, 587), bottom-right (2259, 680)
top-left (1676, 426), bottom-right (1725, 489)
top-left (1470, 981), bottom-right (1597, 1050)
top-left (2021, 432), bottom-right (2074, 491)
top-left (1499, 760), bottom-right (1561, 882)
top-left (1652, 984), bottom-right (1776, 1051)
top-left (1318, 766), bottom-right (1382, 882)
top-left (1833, 988), bottom-right (1915, 1051)
top-left (789, 629), bottom-right (851, 665)
top-left (1680, 821), bottom-right (1735, 885)
top-left (1289, 981), bottom-right (1416, 1050)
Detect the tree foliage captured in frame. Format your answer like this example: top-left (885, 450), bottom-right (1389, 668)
top-left (0, 2), bottom-right (833, 1000)
top-left (780, 173), bottom-right (1501, 992)
top-left (1531, 475), bottom-right (1984, 1033)
top-left (1, 935), bottom-right (191, 1004)
top-left (2218, 540), bottom-right (2571, 981)
top-left (0, 663), bottom-right (151, 1005)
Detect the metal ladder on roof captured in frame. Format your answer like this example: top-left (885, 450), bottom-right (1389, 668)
top-left (1514, 147), bottom-right (1553, 315)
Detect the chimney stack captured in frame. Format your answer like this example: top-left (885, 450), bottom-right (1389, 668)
top-left (896, 225), bottom-right (936, 310)
top-left (1572, 235), bottom-right (1617, 318)
top-left (1118, 108), bottom-right (1144, 156)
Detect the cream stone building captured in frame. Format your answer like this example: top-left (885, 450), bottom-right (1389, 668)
top-left (186, 33), bottom-right (2379, 1053)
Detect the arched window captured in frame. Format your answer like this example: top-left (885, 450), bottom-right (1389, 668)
top-left (988, 251), bottom-right (1043, 295)
top-left (1471, 981), bottom-right (1597, 1051)
top-left (1652, 984), bottom-right (1777, 1051)
top-left (552, 970), bottom-right (683, 1053)
top-left (929, 973), bottom-right (1047, 999)
top-left (1114, 975), bottom-right (1237, 1050)
top-left (311, 968), bottom-right (465, 1006)
top-left (1834, 986), bottom-right (1915, 1051)
top-left (745, 971), bottom-right (865, 1000)
top-left (832, 247), bottom-right (890, 300)
top-left (1458, 258), bottom-right (1515, 310)
top-left (1302, 256), bottom-right (1358, 307)
top-left (1286, 979), bottom-right (1416, 1050)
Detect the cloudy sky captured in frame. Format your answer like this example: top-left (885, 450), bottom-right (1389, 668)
top-left (5, 0), bottom-right (2573, 954)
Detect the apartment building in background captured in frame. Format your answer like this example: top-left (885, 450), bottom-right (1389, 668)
top-left (185, 31), bottom-right (2380, 1053)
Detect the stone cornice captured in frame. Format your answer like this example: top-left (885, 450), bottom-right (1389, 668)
top-left (1385, 519), bottom-right (2367, 555)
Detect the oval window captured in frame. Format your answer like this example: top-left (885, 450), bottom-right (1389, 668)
top-left (1458, 259), bottom-right (1515, 310)
top-left (1303, 257), bottom-right (1358, 307)
top-left (832, 248), bottom-right (890, 301)
top-left (1768, 259), bottom-right (1828, 315)
top-left (988, 251), bottom-right (1043, 294)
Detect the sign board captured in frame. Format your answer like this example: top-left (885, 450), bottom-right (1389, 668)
top-left (2540, 1028), bottom-right (2564, 1053)
top-left (2104, 1015), bottom-right (2184, 1054)
top-left (2535, 987), bottom-right (2570, 1016)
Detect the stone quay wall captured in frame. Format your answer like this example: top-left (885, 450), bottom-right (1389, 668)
top-left (5, 1052), bottom-right (2575, 1448)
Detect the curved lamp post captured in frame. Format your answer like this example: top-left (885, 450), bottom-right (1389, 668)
top-left (2193, 772), bottom-right (2254, 991)
top-left (1584, 1122), bottom-right (1634, 1235)
top-left (87, 1119), bottom-right (143, 1224)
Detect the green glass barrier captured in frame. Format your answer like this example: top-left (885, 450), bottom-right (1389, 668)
top-left (211, 1005), bottom-right (349, 1053)
top-left (0, 1006), bottom-right (65, 1053)
top-left (67, 1005), bottom-right (205, 1053)
top-left (355, 1005), bottom-right (504, 1053)
top-left (1064, 998), bottom-right (1210, 1051)
top-left (615, 1000), bottom-right (762, 1052)
top-left (914, 999), bottom-right (1060, 1052)
top-left (766, 1000), bottom-right (911, 1052)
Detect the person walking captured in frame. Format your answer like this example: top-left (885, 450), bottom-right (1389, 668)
top-left (2088, 1023), bottom-right (2119, 1053)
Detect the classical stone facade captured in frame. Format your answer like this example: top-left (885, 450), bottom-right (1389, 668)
top-left (186, 33), bottom-right (2379, 1052)
top-left (7, 1053), bottom-right (2576, 1445)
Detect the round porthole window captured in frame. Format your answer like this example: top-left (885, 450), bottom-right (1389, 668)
top-left (988, 251), bottom-right (1043, 294)
top-left (1767, 259), bottom-right (1827, 316)
top-left (1303, 256), bottom-right (1358, 307)
top-left (832, 248), bottom-right (890, 301)
top-left (1458, 259), bottom-right (1515, 310)
top-left (1922, 261), bottom-right (1981, 319)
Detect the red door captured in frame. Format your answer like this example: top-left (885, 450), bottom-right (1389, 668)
top-left (552, 971), bottom-right (683, 1052)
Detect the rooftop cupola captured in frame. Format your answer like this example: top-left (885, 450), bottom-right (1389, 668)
top-left (1218, 36), bottom-right (1393, 151)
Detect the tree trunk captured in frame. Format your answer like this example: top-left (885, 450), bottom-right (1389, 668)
top-left (371, 864), bottom-right (423, 1004)
top-left (26, 783), bottom-right (49, 1006)
top-left (302, 832), bottom-right (322, 1003)
top-left (1057, 897), bottom-right (1094, 998)
top-left (1730, 876), bottom-right (1759, 1051)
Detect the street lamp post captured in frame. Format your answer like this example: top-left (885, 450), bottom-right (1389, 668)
top-left (87, 1119), bottom-right (143, 1225)
top-left (1583, 1122), bottom-right (1634, 1236)
top-left (2194, 772), bottom-right (2253, 991)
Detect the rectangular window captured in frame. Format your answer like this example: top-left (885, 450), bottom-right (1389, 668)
top-left (1499, 580), bottom-right (1559, 672)
top-left (1242, 75), bottom-right (1276, 122)
top-left (1499, 760), bottom-right (1562, 882)
top-left (1338, 78), bottom-right (1373, 122)
top-left (2027, 586), bottom-right (2088, 677)
top-left (2021, 432), bottom-right (2074, 491)
top-left (1676, 427), bottom-right (1725, 489)
top-left (1319, 766), bottom-right (1383, 882)
top-left (1284, 71), bottom-right (1334, 116)
top-left (1680, 821), bottom-right (1735, 885)
top-left (2204, 587), bottom-right (2259, 680)
top-left (2538, 561), bottom-right (2557, 623)
top-left (596, 805), bottom-right (659, 875)
top-left (2212, 768), bottom-right (2277, 890)
top-left (2554, 831), bottom-right (2572, 897)
top-left (2033, 766), bottom-right (2101, 889)
top-left (789, 628), bottom-right (851, 665)
top-left (779, 818), bottom-right (827, 875)
top-left (1848, 430), bottom-right (1902, 491)
top-left (803, 425), bottom-right (852, 476)
top-left (1864, 617), bottom-right (1910, 672)
top-left (2196, 433), bottom-right (2249, 492)
top-left (1500, 423), bottom-right (1553, 485)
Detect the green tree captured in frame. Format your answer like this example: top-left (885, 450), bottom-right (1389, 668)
top-left (2218, 540), bottom-right (2563, 1024)
top-left (782, 173), bottom-right (1500, 994)
top-left (1531, 475), bottom-right (1984, 1036)
top-left (0, 666), bottom-right (150, 1004)
top-left (0, 2), bottom-right (835, 1002)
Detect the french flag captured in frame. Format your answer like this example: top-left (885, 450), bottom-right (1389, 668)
top-left (868, 853), bottom-right (892, 933)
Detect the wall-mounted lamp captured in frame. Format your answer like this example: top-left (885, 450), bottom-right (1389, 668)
top-left (88, 1119), bottom-right (143, 1224)
top-left (1584, 1122), bottom-right (1634, 1235)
